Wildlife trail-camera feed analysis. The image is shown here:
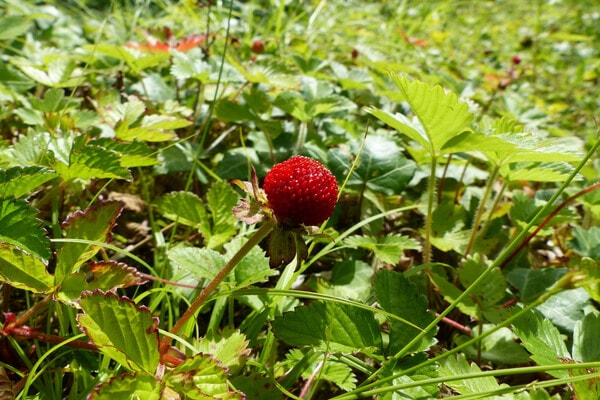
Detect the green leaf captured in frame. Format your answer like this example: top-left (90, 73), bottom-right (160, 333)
top-left (195, 328), bottom-right (249, 375)
top-left (512, 309), bottom-right (571, 378)
top-left (272, 301), bottom-right (382, 353)
top-left (380, 353), bottom-right (440, 399)
top-left (0, 16), bottom-right (30, 40)
top-left (329, 134), bottom-right (416, 195)
top-left (572, 312), bottom-right (600, 362)
top-left (58, 261), bottom-right (147, 303)
top-left (455, 324), bottom-right (531, 365)
top-left (164, 353), bottom-right (245, 399)
top-left (0, 166), bottom-right (56, 198)
top-left (86, 44), bottom-right (170, 72)
top-left (313, 260), bottom-right (373, 301)
top-left (458, 255), bottom-right (507, 310)
top-left (0, 198), bottom-right (51, 261)
top-left (506, 268), bottom-right (568, 303)
top-left (569, 226), bottom-right (600, 259)
top-left (78, 291), bottom-right (160, 373)
top-left (167, 246), bottom-right (225, 281)
top-left (344, 233), bottom-right (420, 265)
top-left (90, 139), bottom-right (158, 168)
top-left (438, 353), bottom-right (505, 397)
top-left (170, 51), bottom-right (211, 81)
top-left (0, 243), bottom-right (53, 293)
top-left (579, 257), bottom-right (600, 303)
top-left (14, 56), bottom-right (82, 87)
top-left (285, 349), bottom-right (357, 391)
top-left (53, 137), bottom-right (132, 181)
top-left (55, 201), bottom-right (123, 282)
top-left (224, 238), bottom-right (276, 287)
top-left (500, 161), bottom-right (576, 182)
top-left (374, 269), bottom-right (437, 354)
top-left (536, 288), bottom-right (591, 333)
top-left (156, 191), bottom-right (209, 231)
top-left (88, 373), bottom-right (163, 400)
top-left (366, 74), bottom-right (473, 156)
top-left (215, 99), bottom-right (259, 122)
top-left (118, 115), bottom-right (187, 142)
top-left (205, 181), bottom-right (240, 249)
top-left (429, 271), bottom-right (478, 318)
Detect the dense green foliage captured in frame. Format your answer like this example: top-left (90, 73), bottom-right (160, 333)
top-left (0, 0), bottom-right (599, 398)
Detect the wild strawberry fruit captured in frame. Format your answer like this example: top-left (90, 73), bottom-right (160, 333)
top-left (511, 55), bottom-right (522, 65)
top-left (251, 39), bottom-right (265, 54)
top-left (263, 155), bottom-right (338, 227)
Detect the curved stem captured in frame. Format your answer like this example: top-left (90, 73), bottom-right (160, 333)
top-left (160, 220), bottom-right (275, 352)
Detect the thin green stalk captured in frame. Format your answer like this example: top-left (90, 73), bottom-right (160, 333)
top-left (160, 220), bottom-right (275, 352)
top-left (424, 156), bottom-right (438, 264)
top-left (465, 165), bottom-right (500, 256)
top-left (477, 179), bottom-right (508, 241)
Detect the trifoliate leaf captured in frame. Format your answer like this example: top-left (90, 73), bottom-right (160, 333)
top-left (366, 74), bottom-right (473, 156)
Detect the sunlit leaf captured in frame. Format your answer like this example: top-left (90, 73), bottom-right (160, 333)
top-left (53, 137), bottom-right (132, 181)
top-left (344, 234), bottom-right (420, 265)
top-left (167, 246), bottom-right (224, 281)
top-left (0, 243), bottom-right (53, 293)
top-left (58, 261), bottom-right (148, 303)
top-left (164, 353), bottom-right (245, 399)
top-left (55, 201), bottom-right (123, 282)
top-left (0, 166), bottom-right (56, 198)
top-left (88, 373), bottom-right (162, 400)
top-left (0, 15), bottom-right (30, 40)
top-left (156, 191), bottom-right (209, 231)
top-left (78, 290), bottom-right (160, 373)
top-left (366, 74), bottom-right (473, 156)
top-left (195, 328), bottom-right (250, 375)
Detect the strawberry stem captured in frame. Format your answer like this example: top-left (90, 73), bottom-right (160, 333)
top-left (160, 220), bottom-right (275, 353)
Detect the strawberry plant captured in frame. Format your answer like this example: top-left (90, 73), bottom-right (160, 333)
top-left (0, 0), bottom-right (600, 399)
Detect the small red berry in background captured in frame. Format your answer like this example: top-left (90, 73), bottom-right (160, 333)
top-left (251, 40), bottom-right (265, 54)
top-left (351, 48), bottom-right (359, 59)
top-left (511, 55), bottom-right (522, 65)
top-left (263, 155), bottom-right (338, 227)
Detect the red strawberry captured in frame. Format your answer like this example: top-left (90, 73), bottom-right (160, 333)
top-left (251, 40), bottom-right (265, 54)
top-left (263, 155), bottom-right (338, 227)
